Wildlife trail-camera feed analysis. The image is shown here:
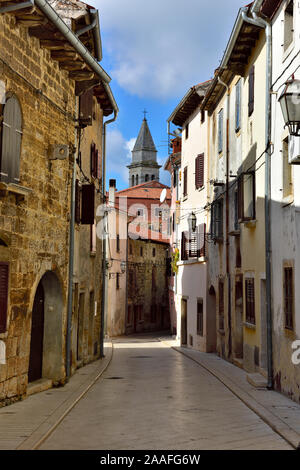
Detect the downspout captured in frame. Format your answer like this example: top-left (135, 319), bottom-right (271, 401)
top-left (100, 109), bottom-right (118, 357)
top-left (66, 104), bottom-right (79, 379)
top-left (218, 77), bottom-right (232, 358)
top-left (241, 8), bottom-right (273, 389)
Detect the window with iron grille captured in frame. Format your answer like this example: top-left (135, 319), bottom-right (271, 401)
top-left (245, 278), bottom-right (255, 324)
top-left (195, 154), bottom-right (204, 189)
top-left (238, 172), bottom-right (255, 222)
top-left (197, 298), bottom-right (204, 336)
top-left (211, 199), bottom-right (223, 240)
top-left (183, 166), bottom-right (188, 197)
top-left (284, 267), bottom-right (294, 330)
top-left (248, 65), bottom-right (255, 117)
top-left (219, 280), bottom-right (224, 330)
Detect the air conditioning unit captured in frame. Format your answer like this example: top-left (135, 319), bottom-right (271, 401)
top-left (288, 136), bottom-right (300, 164)
top-left (48, 144), bottom-right (69, 160)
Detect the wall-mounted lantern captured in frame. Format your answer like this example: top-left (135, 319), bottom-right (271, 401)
top-left (120, 261), bottom-right (126, 274)
top-left (188, 212), bottom-right (197, 233)
top-left (279, 79), bottom-right (300, 136)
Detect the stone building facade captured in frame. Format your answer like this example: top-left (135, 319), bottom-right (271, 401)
top-left (0, 0), bottom-right (116, 405)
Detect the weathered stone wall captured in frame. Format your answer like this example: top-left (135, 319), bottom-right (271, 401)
top-left (0, 13), bottom-right (75, 404)
top-left (72, 95), bottom-right (103, 371)
top-left (127, 238), bottom-right (169, 333)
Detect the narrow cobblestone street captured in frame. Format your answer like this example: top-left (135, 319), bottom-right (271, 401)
top-left (39, 335), bottom-right (292, 450)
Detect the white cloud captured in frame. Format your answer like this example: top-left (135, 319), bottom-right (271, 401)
top-left (106, 128), bottom-right (136, 186)
top-left (94, 0), bottom-right (243, 100)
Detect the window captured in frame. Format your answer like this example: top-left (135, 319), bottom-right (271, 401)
top-left (140, 246), bottom-right (143, 256)
top-left (136, 175), bottom-right (139, 186)
top-left (218, 109), bottom-right (224, 154)
top-left (131, 175), bottom-right (135, 187)
top-left (248, 65), bottom-right (255, 117)
top-left (116, 273), bottom-right (120, 290)
top-left (235, 79), bottom-right (241, 131)
top-left (181, 231), bottom-right (188, 261)
top-left (79, 88), bottom-right (93, 126)
top-left (145, 174), bottom-right (149, 182)
top-left (195, 154), bottom-right (204, 189)
top-left (151, 175), bottom-right (155, 181)
top-left (0, 94), bottom-right (22, 183)
top-left (137, 208), bottom-right (144, 217)
top-left (173, 169), bottom-right (177, 188)
top-left (116, 234), bottom-right (120, 252)
top-left (201, 109), bottom-right (205, 123)
top-left (0, 262), bottom-right (9, 333)
top-left (185, 122), bottom-right (189, 140)
top-left (238, 172), bottom-right (255, 221)
top-left (152, 248), bottom-right (156, 257)
top-left (81, 184), bottom-right (95, 225)
top-left (284, 266), bottom-right (294, 330)
top-left (183, 166), bottom-right (188, 197)
top-left (283, 137), bottom-right (293, 198)
top-left (211, 199), bottom-right (223, 240)
top-left (219, 280), bottom-right (224, 330)
top-left (197, 299), bottom-right (204, 336)
top-left (182, 224), bottom-right (206, 260)
top-left (245, 278), bottom-right (255, 324)
top-left (75, 180), bottom-right (81, 224)
top-left (284, 0), bottom-right (294, 53)
top-left (90, 143), bottom-right (100, 179)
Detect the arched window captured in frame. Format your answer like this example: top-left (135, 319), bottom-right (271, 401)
top-left (1, 95), bottom-right (22, 183)
top-left (131, 175), bottom-right (135, 187)
top-left (145, 174), bottom-right (149, 182)
top-left (136, 175), bottom-right (139, 185)
top-left (151, 175), bottom-right (155, 181)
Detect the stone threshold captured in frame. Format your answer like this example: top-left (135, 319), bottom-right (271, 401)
top-left (27, 379), bottom-right (53, 397)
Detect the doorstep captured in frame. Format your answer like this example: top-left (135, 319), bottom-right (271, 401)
top-left (246, 373), bottom-right (268, 389)
top-left (233, 357), bottom-right (243, 369)
top-left (27, 379), bottom-right (53, 397)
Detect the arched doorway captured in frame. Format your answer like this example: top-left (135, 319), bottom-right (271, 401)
top-left (28, 271), bottom-right (63, 383)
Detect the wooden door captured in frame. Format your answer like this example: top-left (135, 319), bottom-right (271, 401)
top-left (181, 299), bottom-right (187, 346)
top-left (28, 284), bottom-right (44, 383)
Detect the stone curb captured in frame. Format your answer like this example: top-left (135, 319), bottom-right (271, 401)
top-left (17, 341), bottom-right (114, 450)
top-left (167, 343), bottom-right (300, 450)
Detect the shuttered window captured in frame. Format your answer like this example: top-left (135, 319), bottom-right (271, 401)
top-left (186, 224), bottom-right (206, 260)
top-left (0, 262), bottom-right (9, 333)
top-left (197, 299), bottom-right (204, 336)
top-left (183, 166), bottom-right (188, 197)
top-left (211, 200), bottom-right (223, 240)
top-left (248, 66), bottom-right (255, 117)
top-left (245, 278), bottom-right (255, 324)
top-left (284, 267), bottom-right (294, 330)
top-left (79, 88), bottom-right (93, 126)
top-left (238, 172), bottom-right (255, 221)
top-left (195, 154), bottom-right (204, 189)
top-left (181, 231), bottom-right (188, 260)
top-left (81, 184), bottom-right (95, 225)
top-left (75, 179), bottom-right (81, 224)
top-left (1, 95), bottom-right (22, 184)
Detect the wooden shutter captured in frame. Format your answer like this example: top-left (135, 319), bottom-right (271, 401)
top-left (1, 95), bottom-right (22, 183)
top-left (198, 223), bottom-right (206, 257)
top-left (245, 278), bottom-right (255, 324)
top-left (181, 232), bottom-right (188, 260)
top-left (81, 184), bottom-right (95, 225)
top-left (183, 166), bottom-right (187, 196)
top-left (75, 179), bottom-right (81, 224)
top-left (248, 65), bottom-right (255, 116)
top-left (189, 230), bottom-right (198, 258)
top-left (79, 88), bottom-right (93, 126)
top-left (90, 143), bottom-right (96, 177)
top-left (0, 262), bottom-right (9, 333)
top-left (195, 154), bottom-right (204, 189)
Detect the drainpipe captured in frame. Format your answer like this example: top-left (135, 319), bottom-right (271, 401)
top-left (100, 109), bottom-right (118, 357)
top-left (66, 108), bottom-right (79, 379)
top-left (241, 7), bottom-right (273, 389)
top-left (218, 77), bottom-right (232, 358)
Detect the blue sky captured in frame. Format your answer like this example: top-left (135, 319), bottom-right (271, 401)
top-left (93, 0), bottom-right (244, 191)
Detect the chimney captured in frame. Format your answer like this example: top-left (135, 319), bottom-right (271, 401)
top-left (109, 179), bottom-right (116, 207)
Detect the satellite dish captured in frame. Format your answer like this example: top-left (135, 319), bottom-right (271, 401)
top-left (160, 188), bottom-right (167, 204)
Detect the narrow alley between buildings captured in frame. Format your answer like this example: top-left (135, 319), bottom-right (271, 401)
top-left (38, 335), bottom-right (292, 450)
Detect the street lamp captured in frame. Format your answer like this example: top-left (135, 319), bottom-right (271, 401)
top-left (188, 212), bottom-right (197, 233)
top-left (279, 78), bottom-right (300, 136)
